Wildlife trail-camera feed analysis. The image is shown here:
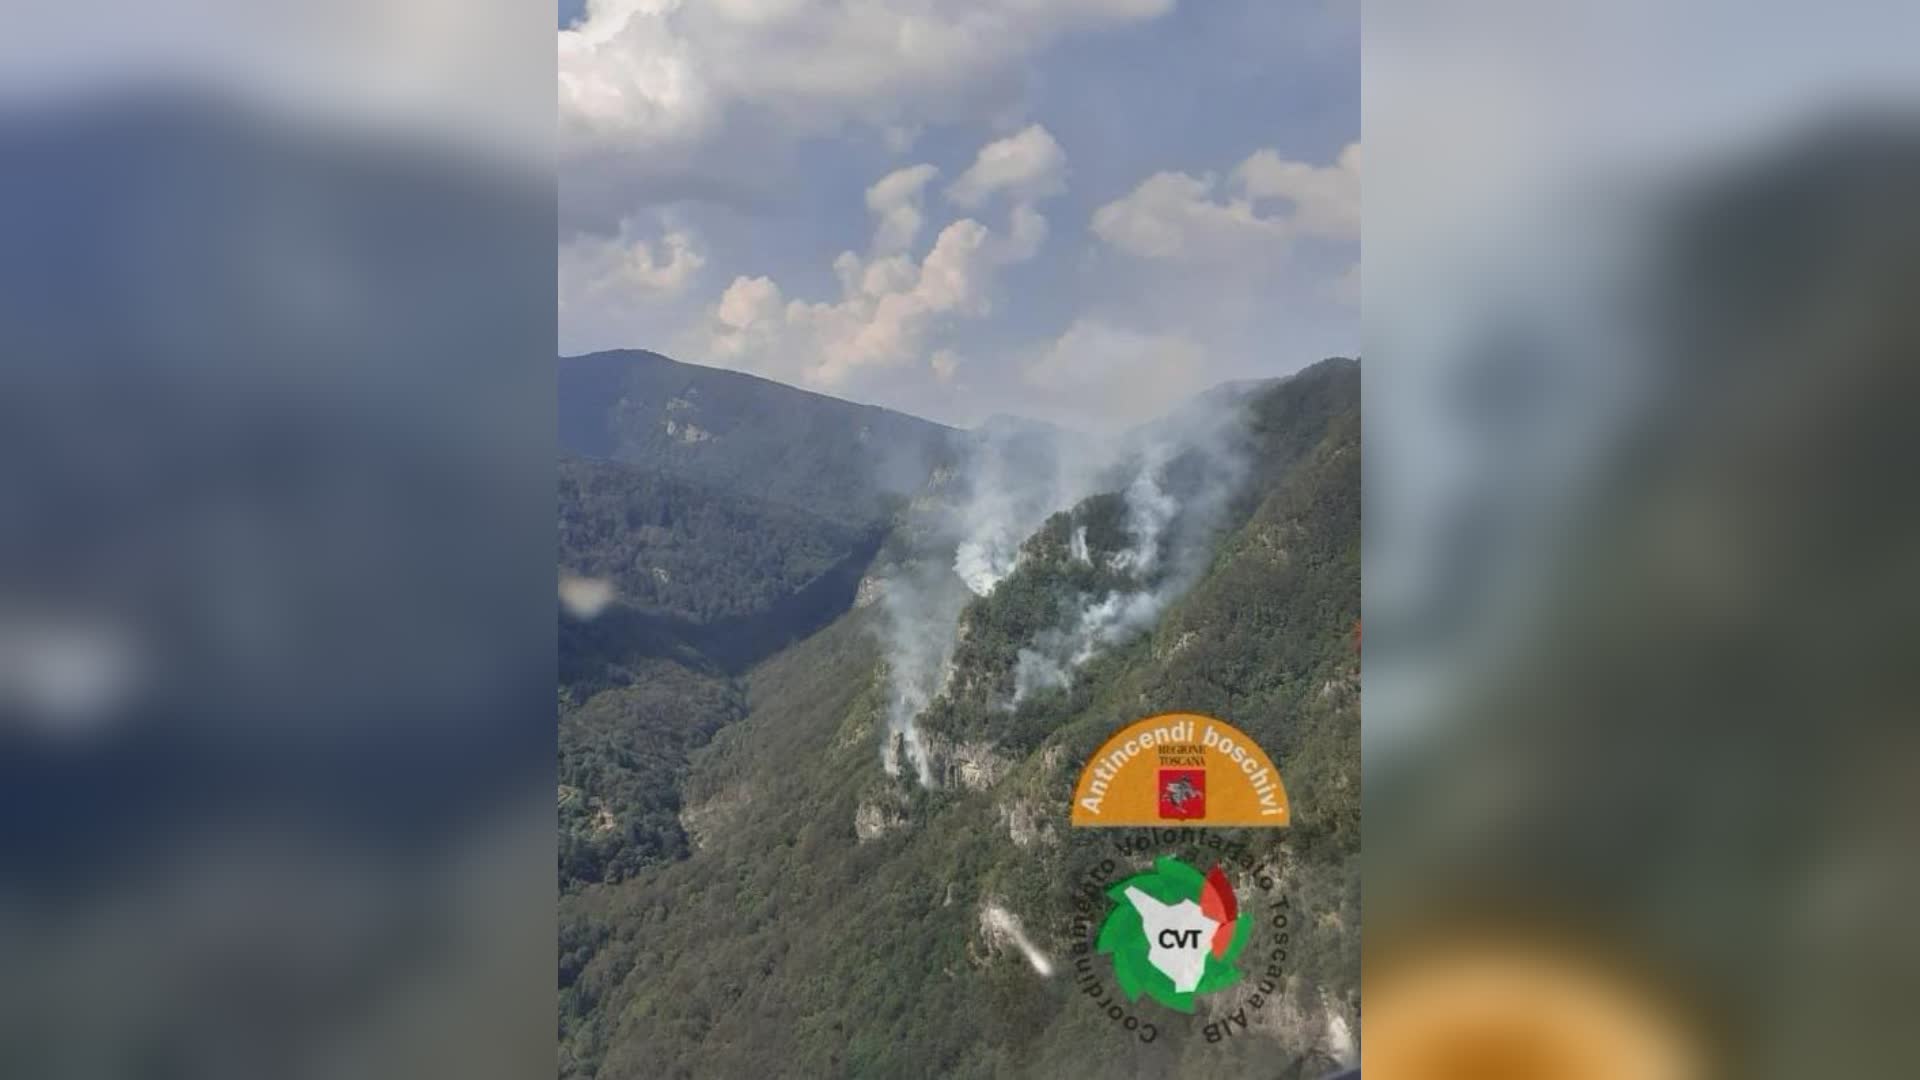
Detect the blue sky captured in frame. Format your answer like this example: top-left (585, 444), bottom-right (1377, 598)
top-left (559, 1), bottom-right (1357, 429)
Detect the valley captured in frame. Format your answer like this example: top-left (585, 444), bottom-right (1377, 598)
top-left (558, 349), bottom-right (1360, 1079)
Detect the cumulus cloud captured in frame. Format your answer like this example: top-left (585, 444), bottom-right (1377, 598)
top-left (559, 0), bottom-right (1172, 160)
top-left (946, 124), bottom-right (1068, 209)
top-left (1092, 141), bottom-right (1361, 261)
top-left (1091, 171), bottom-right (1271, 259)
top-left (1004, 203), bottom-right (1051, 262)
top-left (694, 133), bottom-right (1061, 388)
top-left (713, 273), bottom-right (784, 329)
top-left (699, 219), bottom-right (996, 386)
top-left (1234, 141), bottom-right (1361, 236)
top-left (559, 1), bottom-right (716, 145)
top-left (559, 219), bottom-right (706, 313)
top-left (866, 163), bottom-right (941, 256)
top-left (558, 2), bottom-right (1359, 425)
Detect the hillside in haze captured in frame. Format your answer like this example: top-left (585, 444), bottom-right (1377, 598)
top-left (561, 457), bottom-right (870, 624)
top-left (556, 352), bottom-right (953, 889)
top-left (557, 352), bottom-right (1361, 1076)
top-left (559, 349), bottom-right (957, 525)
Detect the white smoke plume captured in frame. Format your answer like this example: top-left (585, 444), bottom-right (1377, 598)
top-left (981, 902), bottom-right (1055, 978)
top-left (1009, 405), bottom-right (1255, 705)
top-left (1010, 457), bottom-right (1177, 702)
top-left (952, 511), bottom-right (1024, 597)
top-left (873, 386), bottom-right (1262, 782)
top-left (1068, 525), bottom-right (1091, 564)
top-left (1012, 588), bottom-right (1166, 704)
top-left (874, 419), bottom-right (1109, 784)
top-left (949, 419), bottom-right (1110, 597)
top-left (875, 557), bottom-right (965, 786)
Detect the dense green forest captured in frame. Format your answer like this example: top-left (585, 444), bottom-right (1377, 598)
top-left (557, 449), bottom-right (888, 892)
top-left (560, 457), bottom-right (869, 624)
top-left (557, 357), bottom-right (1360, 1078)
top-left (559, 349), bottom-right (957, 524)
top-left (559, 657), bottom-right (744, 889)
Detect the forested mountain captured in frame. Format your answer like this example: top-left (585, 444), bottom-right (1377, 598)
top-left (557, 352), bottom-right (952, 891)
top-left (560, 457), bottom-right (872, 626)
top-left (557, 355), bottom-right (1360, 1077)
top-left (557, 458), bottom-right (884, 890)
top-left (559, 349), bottom-right (957, 525)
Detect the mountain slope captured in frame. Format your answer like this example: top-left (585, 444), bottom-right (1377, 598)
top-left (560, 456), bottom-right (871, 627)
top-left (559, 349), bottom-right (957, 525)
top-left (559, 656), bottom-right (744, 889)
top-left (555, 352), bottom-right (948, 893)
top-left (558, 359), bottom-right (1361, 1078)
top-left (558, 456), bottom-right (887, 891)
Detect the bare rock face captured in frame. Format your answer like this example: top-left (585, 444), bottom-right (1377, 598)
top-left (1040, 744), bottom-right (1065, 773)
top-left (1156, 629), bottom-right (1198, 661)
top-left (944, 740), bottom-right (1012, 791)
top-left (996, 798), bottom-right (1057, 848)
top-left (853, 574), bottom-right (884, 609)
top-left (854, 798), bottom-right (908, 842)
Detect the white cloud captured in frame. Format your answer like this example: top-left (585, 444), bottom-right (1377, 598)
top-left (715, 273), bottom-right (784, 328)
top-left (1091, 141), bottom-right (1360, 262)
top-left (866, 163), bottom-right (940, 255)
top-left (697, 218), bottom-right (1027, 388)
top-left (946, 124), bottom-right (1068, 209)
top-left (555, 1), bottom-right (1361, 424)
top-left (691, 132), bottom-right (1062, 389)
top-left (559, 0), bottom-right (1173, 157)
top-left (706, 0), bottom-right (811, 23)
top-left (1091, 170), bottom-right (1275, 259)
top-left (1233, 141), bottom-right (1361, 237)
top-left (1020, 318), bottom-right (1210, 426)
top-left (705, 273), bottom-right (787, 361)
top-left (1003, 204), bottom-right (1050, 262)
top-left (559, 1), bottom-right (716, 144)
top-left (559, 220), bottom-right (706, 315)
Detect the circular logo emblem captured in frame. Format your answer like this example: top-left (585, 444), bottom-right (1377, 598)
top-left (1096, 855), bottom-right (1251, 1013)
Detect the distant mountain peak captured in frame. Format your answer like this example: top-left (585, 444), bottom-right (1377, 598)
top-left (558, 348), bottom-right (958, 524)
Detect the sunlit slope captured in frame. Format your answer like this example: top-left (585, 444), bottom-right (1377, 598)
top-left (560, 361), bottom-right (1359, 1079)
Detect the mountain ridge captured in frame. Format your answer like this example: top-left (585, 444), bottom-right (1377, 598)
top-left (557, 354), bottom-right (1361, 1078)
top-left (559, 349), bottom-right (958, 526)
top-left (559, 348), bottom-right (961, 442)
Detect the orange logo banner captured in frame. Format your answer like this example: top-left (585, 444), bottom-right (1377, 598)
top-left (1070, 713), bottom-right (1290, 828)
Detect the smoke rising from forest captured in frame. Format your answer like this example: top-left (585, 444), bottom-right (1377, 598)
top-left (875, 386), bottom-right (1263, 783)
